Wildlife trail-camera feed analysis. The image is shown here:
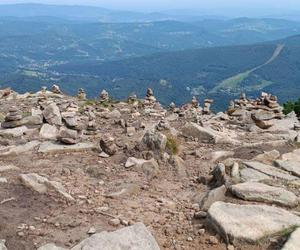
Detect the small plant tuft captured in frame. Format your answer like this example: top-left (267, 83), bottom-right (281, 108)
top-left (166, 136), bottom-right (179, 155)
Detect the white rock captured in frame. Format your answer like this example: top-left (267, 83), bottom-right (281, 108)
top-left (0, 126), bottom-right (28, 138)
top-left (37, 243), bottom-right (67, 250)
top-left (71, 223), bottom-right (160, 250)
top-left (0, 240), bottom-right (7, 250)
top-left (39, 124), bottom-right (58, 140)
top-left (281, 227), bottom-right (300, 250)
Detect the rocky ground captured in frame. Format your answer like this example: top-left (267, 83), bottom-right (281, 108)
top-left (0, 87), bottom-right (300, 250)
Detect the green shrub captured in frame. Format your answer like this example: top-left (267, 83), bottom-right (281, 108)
top-left (166, 136), bottom-right (179, 155)
top-left (283, 98), bottom-right (300, 117)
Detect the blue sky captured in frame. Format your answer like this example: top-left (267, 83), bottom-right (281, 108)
top-left (0, 0), bottom-right (298, 11)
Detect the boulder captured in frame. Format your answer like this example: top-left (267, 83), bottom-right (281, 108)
top-left (100, 134), bottom-right (117, 156)
top-left (142, 129), bottom-right (167, 151)
top-left (199, 185), bottom-right (227, 211)
top-left (230, 182), bottom-right (298, 207)
top-left (39, 124), bottom-right (58, 140)
top-left (0, 126), bottom-right (28, 139)
top-left (182, 122), bottom-right (216, 143)
top-left (71, 223), bottom-right (160, 250)
top-left (282, 149), bottom-right (300, 162)
top-left (208, 201), bottom-right (300, 244)
top-left (43, 103), bottom-right (62, 126)
top-left (58, 127), bottom-right (78, 145)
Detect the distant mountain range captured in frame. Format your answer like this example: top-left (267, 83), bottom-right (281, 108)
top-left (0, 4), bottom-right (300, 110)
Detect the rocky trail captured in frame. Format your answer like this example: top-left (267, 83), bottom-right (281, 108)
top-left (0, 87), bottom-right (299, 250)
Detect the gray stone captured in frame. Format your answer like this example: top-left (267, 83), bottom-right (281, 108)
top-left (208, 201), bottom-right (300, 244)
top-left (182, 122), bottom-right (216, 143)
top-left (282, 149), bottom-right (300, 162)
top-left (23, 115), bottom-right (43, 126)
top-left (230, 182), bottom-right (298, 207)
top-left (243, 161), bottom-right (298, 181)
top-left (0, 126), bottom-right (28, 139)
top-left (253, 150), bottom-right (280, 165)
top-left (43, 103), bottom-right (62, 126)
top-left (281, 227), bottom-right (300, 250)
top-left (100, 134), bottom-right (117, 156)
top-left (274, 160), bottom-right (300, 178)
top-left (20, 173), bottom-right (74, 201)
top-left (39, 124), bottom-right (58, 140)
top-left (71, 223), bottom-right (160, 250)
top-left (20, 173), bottom-right (48, 194)
top-left (0, 141), bottom-right (40, 156)
top-left (125, 158), bottom-right (160, 180)
top-left (199, 185), bottom-right (226, 211)
top-left (37, 243), bottom-right (67, 250)
top-left (240, 168), bottom-right (272, 182)
top-left (142, 129), bottom-right (167, 151)
top-left (38, 142), bottom-right (95, 154)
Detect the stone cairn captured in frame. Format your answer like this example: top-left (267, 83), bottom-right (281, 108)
top-left (1, 106), bottom-right (23, 128)
top-left (51, 84), bottom-right (62, 94)
top-left (144, 88), bottom-right (157, 106)
top-left (191, 96), bottom-right (199, 108)
top-left (203, 99), bottom-right (214, 115)
top-left (77, 88), bottom-right (86, 100)
top-left (99, 90), bottom-right (109, 103)
top-left (228, 92), bottom-right (284, 129)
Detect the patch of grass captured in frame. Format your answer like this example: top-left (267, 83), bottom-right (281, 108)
top-left (84, 99), bottom-right (98, 106)
top-left (0, 113), bottom-right (5, 122)
top-left (166, 136), bottom-right (179, 155)
top-left (22, 111), bottom-right (31, 118)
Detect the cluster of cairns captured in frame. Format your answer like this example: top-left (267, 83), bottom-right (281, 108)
top-left (228, 92), bottom-right (286, 129)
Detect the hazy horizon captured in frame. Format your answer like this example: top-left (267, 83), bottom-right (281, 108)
top-left (0, 0), bottom-right (299, 13)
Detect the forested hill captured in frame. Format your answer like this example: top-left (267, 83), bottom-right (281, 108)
top-left (51, 35), bottom-right (300, 110)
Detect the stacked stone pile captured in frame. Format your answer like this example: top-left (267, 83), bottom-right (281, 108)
top-left (1, 107), bottom-right (23, 128)
top-left (51, 84), bottom-right (62, 94)
top-left (77, 88), bottom-right (86, 100)
top-left (228, 92), bottom-right (285, 129)
top-left (99, 89), bottom-right (109, 102)
top-left (144, 88), bottom-right (157, 106)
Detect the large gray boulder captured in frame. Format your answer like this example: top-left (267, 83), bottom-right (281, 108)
top-left (43, 103), bottom-right (62, 126)
top-left (182, 122), bottom-right (216, 143)
top-left (208, 201), bottom-right (300, 244)
top-left (230, 182), bottom-right (298, 207)
top-left (39, 124), bottom-right (58, 140)
top-left (142, 129), bottom-right (167, 151)
top-left (71, 223), bottom-right (160, 250)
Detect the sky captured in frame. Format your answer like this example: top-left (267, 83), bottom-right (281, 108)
top-left (0, 0), bottom-right (299, 11)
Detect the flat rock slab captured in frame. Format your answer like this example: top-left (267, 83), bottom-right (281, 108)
top-left (0, 165), bottom-right (20, 172)
top-left (37, 243), bottom-right (67, 250)
top-left (0, 240), bottom-right (7, 250)
top-left (0, 126), bottom-right (28, 138)
top-left (38, 142), bottom-right (96, 154)
top-left (243, 161), bottom-right (298, 181)
top-left (0, 141), bottom-right (40, 156)
top-left (71, 223), bottom-right (160, 250)
top-left (281, 227), bottom-right (300, 250)
top-left (274, 160), bottom-right (300, 178)
top-left (240, 168), bottom-right (272, 182)
top-left (230, 182), bottom-right (298, 207)
top-left (282, 149), bottom-right (300, 162)
top-left (208, 201), bottom-right (300, 244)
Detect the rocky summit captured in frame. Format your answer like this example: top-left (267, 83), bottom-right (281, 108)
top-left (0, 87), bottom-right (300, 250)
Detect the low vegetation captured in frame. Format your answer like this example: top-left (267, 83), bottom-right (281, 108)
top-left (283, 98), bottom-right (300, 117)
